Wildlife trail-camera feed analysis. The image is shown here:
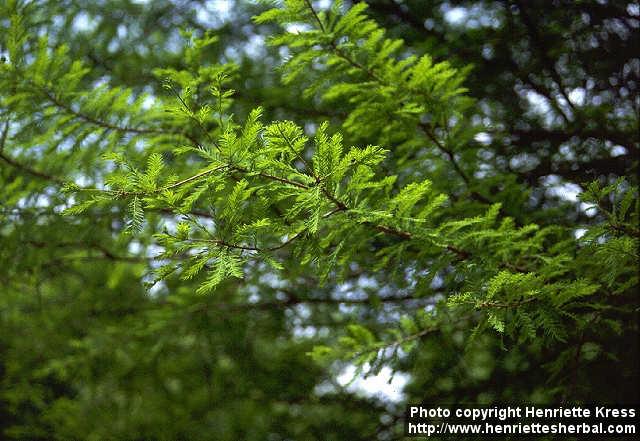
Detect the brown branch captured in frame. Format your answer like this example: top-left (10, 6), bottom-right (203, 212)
top-left (0, 118), bottom-right (65, 183)
top-left (421, 123), bottom-right (492, 204)
top-left (189, 292), bottom-right (440, 314)
top-left (114, 165), bottom-right (229, 197)
top-left (39, 87), bottom-right (200, 145)
top-left (303, 0), bottom-right (327, 33)
top-left (0, 150), bottom-right (64, 184)
top-left (241, 168), bottom-right (311, 190)
top-left (25, 240), bottom-right (145, 263)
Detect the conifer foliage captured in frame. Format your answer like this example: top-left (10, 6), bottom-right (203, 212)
top-left (0, 0), bottom-right (638, 439)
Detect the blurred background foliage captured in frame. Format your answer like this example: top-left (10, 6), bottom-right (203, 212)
top-left (0, 1), bottom-right (638, 440)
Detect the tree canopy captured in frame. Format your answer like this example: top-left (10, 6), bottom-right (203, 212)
top-left (0, 0), bottom-right (638, 439)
